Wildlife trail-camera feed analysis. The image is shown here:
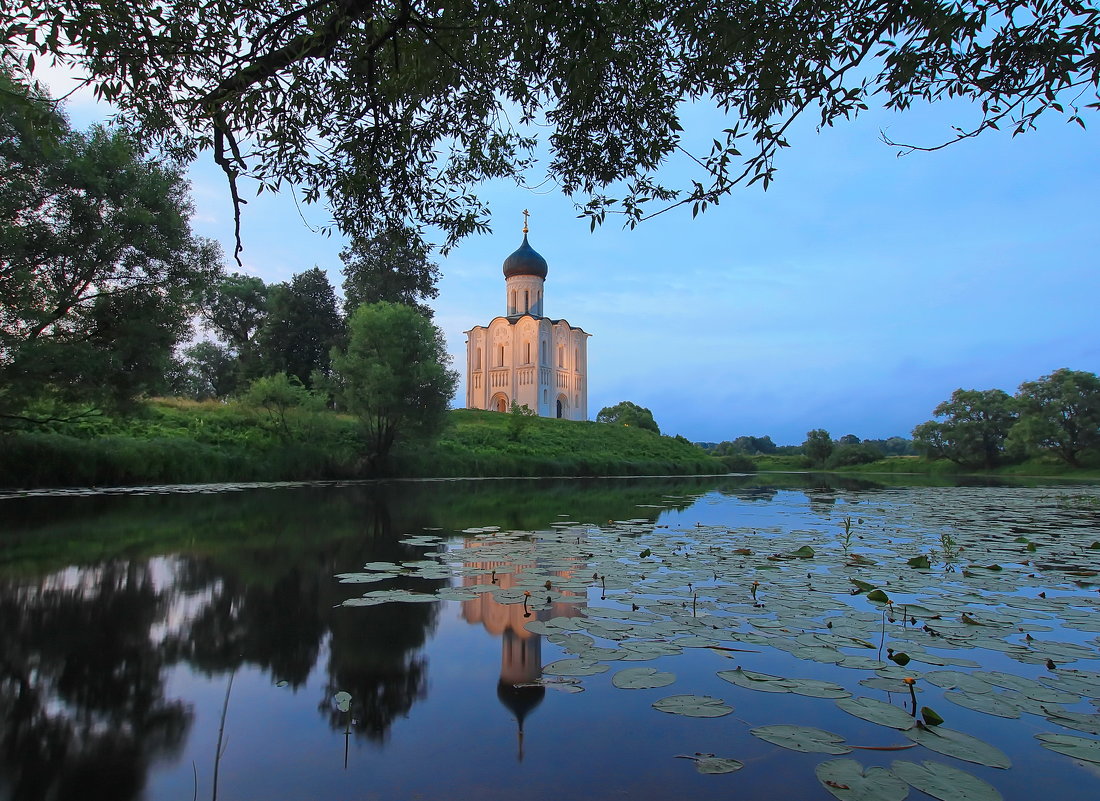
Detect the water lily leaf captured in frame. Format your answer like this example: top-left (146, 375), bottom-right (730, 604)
top-left (1036, 733), bottom-right (1100, 763)
top-left (921, 707), bottom-right (945, 726)
top-left (541, 659), bottom-right (609, 676)
top-left (836, 697), bottom-right (918, 730)
top-left (943, 691), bottom-right (1020, 719)
top-left (850, 579), bottom-right (876, 593)
top-left (1041, 707), bottom-right (1100, 735)
top-left (652, 694), bottom-right (732, 718)
top-left (333, 691), bottom-right (352, 712)
top-left (814, 758), bottom-right (909, 801)
top-left (907, 556), bottom-right (931, 569)
top-left (717, 667), bottom-right (791, 693)
top-left (867, 589), bottom-right (891, 603)
top-left (751, 724), bottom-right (851, 754)
top-left (612, 667), bottom-right (675, 689)
top-left (924, 671), bottom-right (993, 695)
top-left (891, 760), bottom-right (1004, 801)
top-left (690, 756), bottom-right (745, 774)
top-left (904, 726), bottom-right (1011, 768)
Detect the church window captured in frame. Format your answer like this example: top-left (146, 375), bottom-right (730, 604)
top-left (475, 347), bottom-right (482, 370)
top-left (524, 342), bottom-right (531, 363)
top-left (498, 344), bottom-right (505, 366)
top-left (540, 340), bottom-right (547, 363)
top-left (557, 345), bottom-right (564, 368)
top-left (524, 290), bottom-right (529, 313)
top-left (574, 347), bottom-right (579, 370)
top-left (509, 290), bottom-right (517, 315)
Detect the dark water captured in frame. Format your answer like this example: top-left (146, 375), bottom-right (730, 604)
top-left (1, 474), bottom-right (1098, 801)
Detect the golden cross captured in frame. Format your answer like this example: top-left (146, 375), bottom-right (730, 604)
top-left (522, 209), bottom-right (530, 234)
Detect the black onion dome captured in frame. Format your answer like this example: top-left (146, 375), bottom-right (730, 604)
top-left (503, 234), bottom-right (548, 279)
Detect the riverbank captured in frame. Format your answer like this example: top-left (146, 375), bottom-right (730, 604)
top-left (752, 452), bottom-right (1100, 480)
top-left (0, 400), bottom-right (724, 488)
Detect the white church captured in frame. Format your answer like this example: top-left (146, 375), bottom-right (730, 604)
top-left (464, 216), bottom-right (590, 420)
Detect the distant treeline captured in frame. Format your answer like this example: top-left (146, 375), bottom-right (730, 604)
top-left (697, 368), bottom-right (1099, 472)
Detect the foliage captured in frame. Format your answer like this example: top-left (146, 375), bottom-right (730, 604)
top-left (1010, 368), bottom-right (1100, 466)
top-left (257, 268), bottom-right (342, 387)
top-left (243, 373), bottom-right (325, 438)
top-left (5, 3), bottom-right (1097, 253)
top-left (713, 435), bottom-right (777, 455)
top-left (341, 224), bottom-right (440, 319)
top-left (826, 442), bottom-right (883, 468)
top-left (597, 400), bottom-right (660, 434)
top-left (0, 70), bottom-right (221, 421)
top-left (506, 400), bottom-right (536, 442)
top-left (863, 436), bottom-right (916, 456)
top-left (332, 302), bottom-right (457, 470)
top-left (803, 429), bottom-right (834, 466)
top-left (913, 389), bottom-right (1019, 468)
top-left (198, 271), bottom-right (269, 383)
top-left (170, 341), bottom-right (237, 400)
top-left (716, 452), bottom-right (756, 472)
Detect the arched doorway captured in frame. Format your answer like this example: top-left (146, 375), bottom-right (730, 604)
top-left (491, 392), bottom-right (509, 413)
top-left (556, 394), bottom-right (569, 419)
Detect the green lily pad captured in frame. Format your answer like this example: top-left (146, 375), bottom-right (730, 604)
top-left (693, 756), bottom-right (745, 774)
top-left (1035, 733), bottom-right (1100, 763)
top-left (943, 691), bottom-right (1020, 719)
top-left (612, 667), bottom-right (675, 689)
top-left (333, 691), bottom-right (352, 712)
top-left (814, 759), bottom-right (909, 801)
top-left (891, 760), bottom-right (1004, 801)
top-left (652, 694), bottom-right (732, 718)
top-left (717, 667), bottom-right (792, 693)
top-left (751, 724), bottom-right (851, 754)
top-left (904, 726), bottom-right (1011, 768)
top-left (541, 659), bottom-right (609, 676)
top-left (836, 697), bottom-right (918, 730)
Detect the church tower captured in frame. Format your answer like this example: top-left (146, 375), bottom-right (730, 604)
top-left (464, 213), bottom-right (590, 419)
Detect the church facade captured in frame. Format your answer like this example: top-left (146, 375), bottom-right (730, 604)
top-left (464, 223), bottom-right (590, 420)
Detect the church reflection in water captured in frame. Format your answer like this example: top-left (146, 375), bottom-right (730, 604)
top-left (458, 538), bottom-right (587, 760)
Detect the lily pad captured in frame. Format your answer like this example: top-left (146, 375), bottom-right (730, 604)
top-left (688, 756), bottom-right (745, 774)
top-left (814, 759), bottom-right (909, 801)
top-left (1035, 733), bottom-right (1100, 763)
top-left (541, 659), bottom-right (609, 676)
top-left (652, 694), bottom-right (732, 718)
top-left (904, 726), bottom-right (1011, 768)
top-left (333, 691), bottom-right (352, 712)
top-left (751, 724), bottom-right (851, 754)
top-left (612, 667), bottom-right (676, 689)
top-left (891, 760), bottom-right (1004, 801)
top-left (836, 697), bottom-right (918, 730)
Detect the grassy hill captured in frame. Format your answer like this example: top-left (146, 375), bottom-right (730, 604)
top-left (0, 400), bottom-right (724, 489)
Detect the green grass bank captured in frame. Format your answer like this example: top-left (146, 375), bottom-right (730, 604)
top-left (0, 400), bottom-right (725, 489)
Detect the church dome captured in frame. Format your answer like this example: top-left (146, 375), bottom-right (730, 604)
top-left (503, 234), bottom-right (548, 279)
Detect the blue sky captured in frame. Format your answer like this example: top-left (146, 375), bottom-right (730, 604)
top-left (47, 69), bottom-right (1099, 445)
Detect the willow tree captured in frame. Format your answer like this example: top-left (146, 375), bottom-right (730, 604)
top-left (3, 1), bottom-right (1096, 257)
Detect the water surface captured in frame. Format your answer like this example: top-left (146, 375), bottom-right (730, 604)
top-left (2, 474), bottom-right (1098, 800)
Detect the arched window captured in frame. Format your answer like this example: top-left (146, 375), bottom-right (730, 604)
top-left (574, 347), bottom-right (579, 370)
top-left (524, 290), bottom-right (529, 313)
top-left (540, 340), bottom-right (547, 363)
top-left (498, 344), bottom-right (505, 366)
top-left (509, 290), bottom-right (517, 315)
top-left (475, 347), bottom-right (482, 370)
top-left (557, 345), bottom-right (564, 368)
top-left (524, 342), bottom-right (531, 363)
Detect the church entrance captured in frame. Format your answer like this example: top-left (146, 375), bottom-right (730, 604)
top-left (556, 394), bottom-right (569, 419)
top-left (491, 393), bottom-right (508, 413)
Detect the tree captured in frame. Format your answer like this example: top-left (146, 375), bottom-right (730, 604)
top-left (170, 341), bottom-right (237, 400)
top-left (1, 71), bottom-right (221, 421)
top-left (507, 400), bottom-right (536, 442)
top-left (1010, 368), bottom-right (1100, 466)
top-left (803, 429), bottom-right (834, 466)
top-left (5, 3), bottom-right (1096, 254)
top-left (838, 434), bottom-right (861, 446)
top-left (597, 401), bottom-right (660, 434)
top-left (331, 302), bottom-right (457, 470)
top-left (912, 389), bottom-right (1018, 468)
top-left (341, 225), bottom-right (440, 319)
top-left (199, 271), bottom-right (269, 383)
top-left (257, 268), bottom-right (342, 387)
